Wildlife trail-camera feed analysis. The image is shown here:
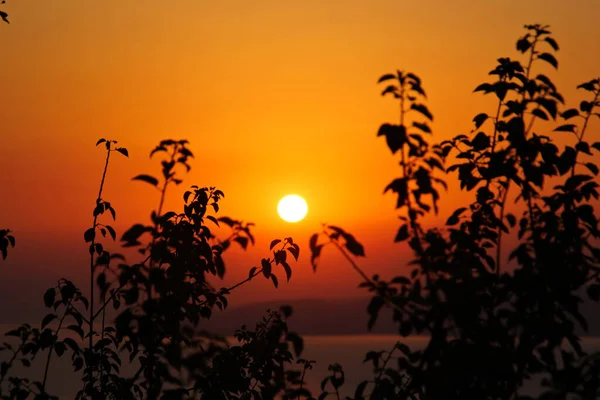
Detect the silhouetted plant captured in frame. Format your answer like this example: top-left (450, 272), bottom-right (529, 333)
top-left (310, 24), bottom-right (600, 399)
top-left (0, 230), bottom-right (15, 260)
top-left (0, 0), bottom-right (8, 25)
top-left (1, 139), bottom-right (304, 399)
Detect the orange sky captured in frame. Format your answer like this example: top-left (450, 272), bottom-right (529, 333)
top-left (1, 1), bottom-right (599, 319)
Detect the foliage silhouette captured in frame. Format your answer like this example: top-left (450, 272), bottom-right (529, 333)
top-left (309, 24), bottom-right (600, 399)
top-left (0, 1), bottom-right (8, 25)
top-left (1, 138), bottom-right (305, 399)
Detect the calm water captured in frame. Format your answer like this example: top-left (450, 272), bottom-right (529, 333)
top-left (2, 327), bottom-right (599, 398)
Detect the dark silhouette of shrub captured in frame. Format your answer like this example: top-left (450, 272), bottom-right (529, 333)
top-left (1, 139), bottom-right (304, 399)
top-left (309, 24), bottom-right (600, 399)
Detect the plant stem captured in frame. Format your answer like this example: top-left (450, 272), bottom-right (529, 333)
top-left (0, 341), bottom-right (25, 386)
top-left (329, 238), bottom-right (374, 287)
top-left (89, 147), bottom-right (112, 354)
top-left (496, 181), bottom-right (511, 275)
top-left (571, 89), bottom-right (599, 176)
top-left (42, 300), bottom-right (72, 392)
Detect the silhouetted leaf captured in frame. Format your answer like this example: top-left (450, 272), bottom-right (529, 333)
top-left (471, 132), bottom-right (490, 151)
top-left (531, 108), bottom-right (549, 120)
top-left (473, 83), bottom-right (494, 93)
top-left (282, 261), bottom-right (292, 282)
top-left (84, 228), bottom-right (95, 243)
top-left (411, 103), bottom-right (433, 121)
top-left (473, 113), bottom-right (488, 129)
top-left (536, 98), bottom-right (557, 119)
top-left (218, 216), bottom-right (235, 227)
top-left (271, 274), bottom-right (279, 288)
top-left (377, 123), bottom-right (406, 154)
top-left (115, 147), bottom-right (129, 157)
top-left (561, 108), bottom-right (580, 120)
top-left (377, 74), bottom-right (396, 83)
top-left (446, 207), bottom-right (467, 225)
top-left (544, 37), bottom-right (559, 51)
top-left (395, 224), bottom-right (409, 242)
top-left (248, 266), bottom-right (257, 279)
top-left (287, 245), bottom-right (299, 261)
top-left (344, 234), bottom-right (365, 257)
top-left (0, 11), bottom-right (9, 24)
top-left (206, 215), bottom-right (219, 226)
top-left (576, 141), bottom-right (592, 155)
top-left (261, 258), bottom-right (271, 278)
top-left (270, 239), bottom-right (281, 250)
top-left (96, 138), bottom-right (106, 146)
top-left (537, 52), bottom-right (558, 69)
top-left (554, 124), bottom-right (576, 133)
top-left (412, 121), bottom-right (431, 133)
top-left (516, 37), bottom-right (531, 53)
top-left (234, 236), bottom-right (249, 249)
top-left (67, 325), bottom-right (84, 339)
top-left (585, 163), bottom-right (599, 175)
top-left (105, 225), bottom-right (116, 241)
top-left (505, 213), bottom-right (517, 227)
top-left (580, 100), bottom-right (593, 113)
top-left (44, 288), bottom-right (55, 308)
top-left (41, 314), bottom-right (56, 329)
top-left (132, 174), bottom-right (158, 187)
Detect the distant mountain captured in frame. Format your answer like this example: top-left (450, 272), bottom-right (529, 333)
top-left (202, 297), bottom-right (396, 336)
top-left (3, 294), bottom-right (599, 337)
top-left (203, 296), bottom-right (600, 337)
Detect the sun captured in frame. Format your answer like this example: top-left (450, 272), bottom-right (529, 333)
top-left (277, 194), bottom-right (308, 223)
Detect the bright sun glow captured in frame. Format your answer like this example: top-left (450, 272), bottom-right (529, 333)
top-left (277, 195), bottom-right (308, 223)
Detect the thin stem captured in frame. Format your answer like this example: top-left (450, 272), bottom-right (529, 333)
top-left (571, 89), bottom-right (600, 176)
top-left (375, 342), bottom-right (398, 385)
top-left (329, 238), bottom-right (374, 287)
top-left (0, 341), bottom-right (26, 385)
top-left (89, 147), bottom-right (112, 354)
top-left (100, 292), bottom-right (107, 394)
top-left (496, 181), bottom-right (511, 275)
top-left (42, 300), bottom-right (72, 392)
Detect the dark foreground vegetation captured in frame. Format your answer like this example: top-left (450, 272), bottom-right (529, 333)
top-left (2, 16), bottom-right (600, 400)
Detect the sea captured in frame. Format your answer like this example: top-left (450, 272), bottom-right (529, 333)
top-left (2, 328), bottom-right (600, 398)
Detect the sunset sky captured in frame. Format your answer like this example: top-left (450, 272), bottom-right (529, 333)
top-left (1, 1), bottom-right (599, 321)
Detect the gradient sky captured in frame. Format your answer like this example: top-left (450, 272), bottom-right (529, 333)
top-left (1, 1), bottom-right (599, 321)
